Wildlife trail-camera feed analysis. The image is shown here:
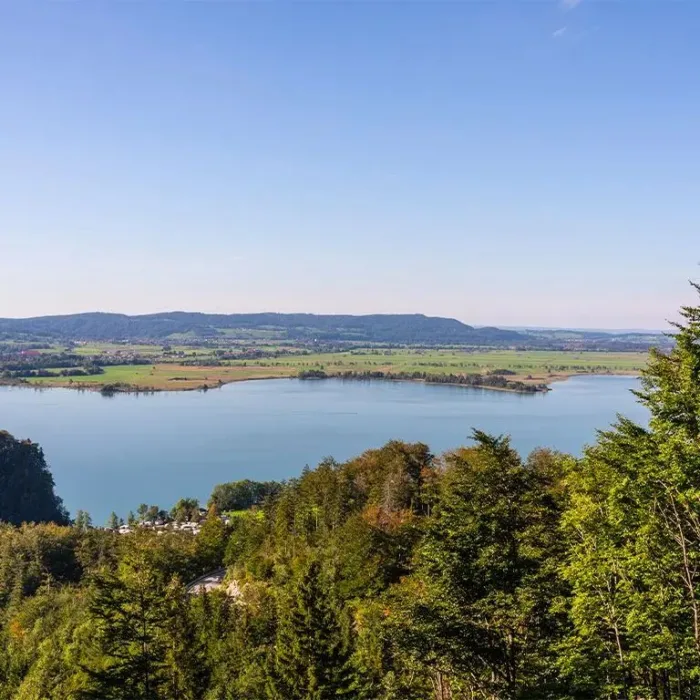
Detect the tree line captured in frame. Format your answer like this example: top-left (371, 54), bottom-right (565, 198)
top-left (101, 479), bottom-right (283, 529)
top-left (298, 368), bottom-right (548, 393)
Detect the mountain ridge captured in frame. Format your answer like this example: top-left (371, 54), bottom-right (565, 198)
top-left (0, 311), bottom-right (522, 345)
top-left (0, 311), bottom-right (671, 349)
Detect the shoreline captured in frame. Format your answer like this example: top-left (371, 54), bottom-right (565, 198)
top-left (326, 376), bottom-right (549, 394)
top-left (0, 369), bottom-right (641, 396)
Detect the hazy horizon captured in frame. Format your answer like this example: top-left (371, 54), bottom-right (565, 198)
top-left (2, 2), bottom-right (698, 328)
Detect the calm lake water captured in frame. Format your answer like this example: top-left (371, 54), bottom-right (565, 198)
top-left (1, 376), bottom-right (646, 523)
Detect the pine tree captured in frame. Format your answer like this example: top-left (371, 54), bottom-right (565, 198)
top-left (74, 510), bottom-right (92, 531)
top-left (80, 555), bottom-right (169, 699)
top-left (269, 558), bottom-right (353, 699)
top-left (159, 577), bottom-right (210, 699)
top-left (201, 585), bottom-right (275, 700)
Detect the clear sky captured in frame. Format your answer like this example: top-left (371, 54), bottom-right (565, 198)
top-left (1, 1), bottom-right (698, 329)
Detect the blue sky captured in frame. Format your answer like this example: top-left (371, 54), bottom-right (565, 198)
top-left (1, 1), bottom-right (698, 329)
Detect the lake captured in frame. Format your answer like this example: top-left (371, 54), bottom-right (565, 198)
top-left (0, 375), bottom-right (646, 523)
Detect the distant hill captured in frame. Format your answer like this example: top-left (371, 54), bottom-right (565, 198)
top-left (0, 312), bottom-right (526, 345)
top-left (501, 326), bottom-right (666, 335)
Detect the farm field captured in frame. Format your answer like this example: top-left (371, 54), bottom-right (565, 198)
top-left (242, 349), bottom-right (647, 374)
top-left (71, 343), bottom-right (214, 357)
top-left (24, 363), bottom-right (298, 391)
top-left (17, 348), bottom-right (648, 392)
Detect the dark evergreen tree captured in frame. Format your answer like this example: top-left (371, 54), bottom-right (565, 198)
top-left (80, 555), bottom-right (169, 699)
top-left (269, 559), bottom-right (354, 699)
top-left (0, 432), bottom-right (69, 525)
top-left (159, 578), bottom-right (211, 699)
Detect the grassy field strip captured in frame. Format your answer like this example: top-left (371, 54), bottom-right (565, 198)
top-left (22, 349), bottom-right (647, 392)
top-left (26, 364), bottom-right (297, 390)
top-left (227, 349), bottom-right (648, 374)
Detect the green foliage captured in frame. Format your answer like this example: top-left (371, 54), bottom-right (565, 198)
top-left (200, 587), bottom-right (276, 700)
top-left (224, 509), bottom-right (268, 571)
top-left (80, 559), bottom-right (171, 698)
top-left (208, 479), bottom-right (281, 513)
top-left (170, 497), bottom-right (200, 523)
top-left (560, 282), bottom-right (700, 698)
top-left (268, 558), bottom-right (353, 699)
top-left (0, 524), bottom-right (84, 608)
top-left (0, 587), bottom-right (90, 700)
top-left (74, 510), bottom-right (93, 531)
top-left (389, 434), bottom-right (568, 699)
top-left (0, 431), bottom-right (69, 526)
top-left (195, 504), bottom-right (229, 571)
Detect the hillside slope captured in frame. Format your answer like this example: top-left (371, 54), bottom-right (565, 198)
top-left (0, 311), bottom-right (525, 344)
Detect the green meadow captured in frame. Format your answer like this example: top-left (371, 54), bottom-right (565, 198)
top-left (20, 348), bottom-right (647, 392)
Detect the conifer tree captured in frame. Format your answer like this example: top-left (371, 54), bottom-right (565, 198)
top-left (159, 577), bottom-right (210, 699)
top-left (269, 558), bottom-right (353, 699)
top-left (80, 554), bottom-right (169, 699)
top-left (74, 510), bottom-right (92, 531)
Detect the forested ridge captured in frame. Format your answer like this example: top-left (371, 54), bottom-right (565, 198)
top-left (0, 312), bottom-right (665, 349)
top-left (2, 286), bottom-right (700, 698)
top-left (0, 312), bottom-right (523, 345)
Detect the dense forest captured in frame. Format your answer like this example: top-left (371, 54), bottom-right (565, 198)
top-left (1, 286), bottom-right (699, 698)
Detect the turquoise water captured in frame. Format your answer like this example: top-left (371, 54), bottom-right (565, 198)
top-left (0, 376), bottom-right (646, 523)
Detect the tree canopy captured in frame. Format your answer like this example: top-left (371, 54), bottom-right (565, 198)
top-left (0, 431), bottom-right (68, 526)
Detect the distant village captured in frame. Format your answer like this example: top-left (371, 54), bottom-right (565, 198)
top-left (112, 508), bottom-right (235, 536)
